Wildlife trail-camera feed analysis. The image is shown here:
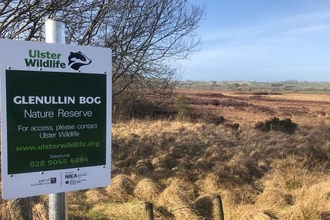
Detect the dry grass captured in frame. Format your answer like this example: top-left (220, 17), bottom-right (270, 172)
top-left (104, 174), bottom-right (136, 202)
top-left (2, 91), bottom-right (330, 219)
top-left (157, 179), bottom-right (199, 219)
top-left (134, 178), bottom-right (162, 203)
top-left (109, 102), bottom-right (330, 219)
top-left (103, 115), bottom-right (330, 219)
top-left (32, 204), bottom-right (48, 220)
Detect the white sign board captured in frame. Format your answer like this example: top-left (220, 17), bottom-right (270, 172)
top-left (0, 39), bottom-right (112, 199)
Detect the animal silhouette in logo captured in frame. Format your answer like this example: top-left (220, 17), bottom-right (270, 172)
top-left (68, 51), bottom-right (92, 70)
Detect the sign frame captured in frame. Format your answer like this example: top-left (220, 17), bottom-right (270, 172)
top-left (0, 39), bottom-right (112, 199)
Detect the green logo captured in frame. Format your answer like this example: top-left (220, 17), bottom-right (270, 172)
top-left (25, 50), bottom-right (66, 68)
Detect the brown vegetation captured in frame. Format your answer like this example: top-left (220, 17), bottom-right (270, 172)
top-left (1, 91), bottom-right (330, 219)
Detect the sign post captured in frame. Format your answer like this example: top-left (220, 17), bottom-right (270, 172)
top-left (45, 19), bottom-right (67, 220)
top-left (0, 21), bottom-right (112, 204)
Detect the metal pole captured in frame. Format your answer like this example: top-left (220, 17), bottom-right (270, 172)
top-left (45, 19), bottom-right (65, 44)
top-left (49, 193), bottom-right (68, 220)
top-left (45, 19), bottom-right (68, 220)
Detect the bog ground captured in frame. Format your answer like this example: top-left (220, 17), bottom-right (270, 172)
top-left (1, 90), bottom-right (330, 219)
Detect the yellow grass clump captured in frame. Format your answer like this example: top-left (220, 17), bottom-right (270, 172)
top-left (157, 179), bottom-right (199, 219)
top-left (32, 203), bottom-right (48, 220)
top-left (105, 174), bottom-right (136, 202)
top-left (85, 188), bottom-right (109, 204)
top-left (133, 178), bottom-right (162, 202)
top-left (255, 172), bottom-right (294, 217)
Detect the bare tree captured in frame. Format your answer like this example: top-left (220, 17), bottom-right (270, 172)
top-left (0, 0), bottom-right (204, 217)
top-left (0, 0), bottom-right (73, 40)
top-left (0, 0), bottom-right (205, 116)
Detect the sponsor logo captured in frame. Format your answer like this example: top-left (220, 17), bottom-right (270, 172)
top-left (65, 173), bottom-right (78, 179)
top-left (31, 177), bottom-right (57, 186)
top-left (50, 177), bottom-right (57, 184)
top-left (64, 171), bottom-right (87, 186)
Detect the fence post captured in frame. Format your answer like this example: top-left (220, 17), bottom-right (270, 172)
top-left (144, 202), bottom-right (154, 220)
top-left (213, 194), bottom-right (224, 220)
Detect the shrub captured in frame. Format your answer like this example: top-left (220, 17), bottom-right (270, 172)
top-left (255, 117), bottom-right (297, 134)
top-left (175, 94), bottom-right (191, 120)
top-left (225, 123), bottom-right (240, 130)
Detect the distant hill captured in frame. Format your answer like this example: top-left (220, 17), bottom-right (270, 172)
top-left (177, 80), bottom-right (330, 93)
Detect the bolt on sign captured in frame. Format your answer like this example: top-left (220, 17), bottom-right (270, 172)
top-left (0, 39), bottom-right (112, 199)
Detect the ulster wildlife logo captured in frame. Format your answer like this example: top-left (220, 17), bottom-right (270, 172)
top-left (68, 51), bottom-right (92, 70)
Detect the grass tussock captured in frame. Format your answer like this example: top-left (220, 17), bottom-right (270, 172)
top-left (32, 204), bottom-right (47, 220)
top-left (133, 178), bottom-right (162, 203)
top-left (157, 179), bottom-right (199, 219)
top-left (104, 174), bottom-right (136, 202)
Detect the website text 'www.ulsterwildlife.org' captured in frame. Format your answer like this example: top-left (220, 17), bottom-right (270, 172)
top-left (16, 141), bottom-right (100, 152)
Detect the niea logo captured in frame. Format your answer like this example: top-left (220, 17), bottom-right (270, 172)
top-left (68, 51), bottom-right (92, 70)
top-left (65, 173), bottom-right (78, 179)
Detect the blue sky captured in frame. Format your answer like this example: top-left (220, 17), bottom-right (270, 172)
top-left (182, 0), bottom-right (330, 82)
